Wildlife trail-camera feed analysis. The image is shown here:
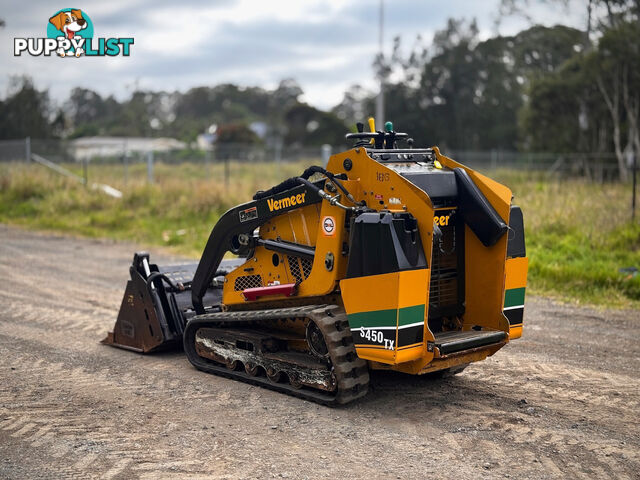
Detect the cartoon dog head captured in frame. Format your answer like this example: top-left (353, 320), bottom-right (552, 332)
top-left (49, 9), bottom-right (87, 40)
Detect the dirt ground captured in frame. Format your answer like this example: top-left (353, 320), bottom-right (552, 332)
top-left (1, 224), bottom-right (639, 480)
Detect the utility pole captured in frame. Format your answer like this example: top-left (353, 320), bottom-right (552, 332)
top-left (375, 0), bottom-right (385, 129)
top-left (146, 150), bottom-right (154, 184)
top-left (632, 151), bottom-right (637, 222)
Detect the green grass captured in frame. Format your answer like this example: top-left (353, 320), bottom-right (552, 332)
top-left (1, 162), bottom-right (639, 308)
top-left (492, 169), bottom-right (640, 308)
top-left (0, 160), bottom-right (313, 257)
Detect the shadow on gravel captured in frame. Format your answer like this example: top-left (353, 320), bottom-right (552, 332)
top-left (134, 348), bottom-right (502, 415)
top-left (352, 369), bottom-right (504, 415)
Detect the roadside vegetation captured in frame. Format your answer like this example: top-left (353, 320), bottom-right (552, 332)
top-left (493, 169), bottom-right (640, 308)
top-left (1, 161), bottom-right (638, 308)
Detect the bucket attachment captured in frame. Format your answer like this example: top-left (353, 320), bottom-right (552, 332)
top-left (102, 253), bottom-right (185, 352)
top-left (102, 252), bottom-right (235, 353)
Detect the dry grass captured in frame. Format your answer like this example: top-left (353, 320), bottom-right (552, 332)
top-left (493, 169), bottom-right (639, 307)
top-left (1, 161), bottom-right (639, 307)
top-left (0, 161), bottom-right (315, 256)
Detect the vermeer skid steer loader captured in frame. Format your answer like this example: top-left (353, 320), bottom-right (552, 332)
top-left (103, 121), bottom-right (528, 405)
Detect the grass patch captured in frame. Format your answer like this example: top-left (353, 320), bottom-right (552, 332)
top-left (493, 170), bottom-right (640, 308)
top-left (0, 161), bottom-right (314, 257)
top-left (1, 162), bottom-right (639, 308)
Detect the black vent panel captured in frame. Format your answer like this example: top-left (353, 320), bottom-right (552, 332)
top-left (429, 209), bottom-right (465, 319)
top-left (234, 275), bottom-right (263, 291)
top-left (287, 256), bottom-right (313, 284)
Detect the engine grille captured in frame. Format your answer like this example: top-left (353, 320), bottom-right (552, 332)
top-left (287, 256), bottom-right (313, 284)
top-left (429, 210), bottom-right (463, 318)
top-left (234, 274), bottom-right (263, 291)
top-left (288, 256), bottom-right (303, 283)
top-left (300, 257), bottom-right (313, 279)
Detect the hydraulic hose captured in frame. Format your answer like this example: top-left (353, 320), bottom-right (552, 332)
top-left (146, 272), bottom-right (183, 294)
top-left (295, 177), bottom-right (356, 211)
top-left (298, 166), bottom-right (355, 203)
top-left (253, 165), bottom-right (358, 206)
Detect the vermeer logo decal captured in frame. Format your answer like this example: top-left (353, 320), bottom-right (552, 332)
top-left (267, 192), bottom-right (307, 212)
top-left (14, 8), bottom-right (134, 58)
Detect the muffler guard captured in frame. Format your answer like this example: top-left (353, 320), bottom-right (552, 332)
top-left (454, 167), bottom-right (508, 247)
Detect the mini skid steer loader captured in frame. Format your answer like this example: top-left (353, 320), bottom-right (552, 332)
top-left (103, 120), bottom-right (528, 405)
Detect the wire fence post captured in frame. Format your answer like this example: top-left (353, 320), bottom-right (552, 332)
top-left (122, 139), bottom-right (129, 186)
top-left (25, 136), bottom-right (31, 162)
top-left (275, 138), bottom-right (282, 168)
top-left (82, 158), bottom-right (88, 186)
top-left (122, 153), bottom-right (128, 185)
top-left (632, 152), bottom-right (637, 222)
top-left (224, 156), bottom-right (230, 190)
top-left (147, 150), bottom-right (154, 184)
top-left (321, 144), bottom-right (332, 167)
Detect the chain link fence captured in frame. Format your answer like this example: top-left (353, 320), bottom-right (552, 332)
top-left (0, 137), bottom-right (627, 185)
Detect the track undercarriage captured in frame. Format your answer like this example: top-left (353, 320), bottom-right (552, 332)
top-left (183, 305), bottom-right (370, 405)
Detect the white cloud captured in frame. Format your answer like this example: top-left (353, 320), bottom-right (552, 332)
top-left (1, 0), bottom-right (585, 110)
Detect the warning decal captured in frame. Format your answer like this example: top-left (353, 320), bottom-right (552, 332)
top-left (322, 216), bottom-right (336, 236)
top-left (239, 206), bottom-right (258, 223)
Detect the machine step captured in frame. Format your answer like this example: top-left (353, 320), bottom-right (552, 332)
top-left (433, 329), bottom-right (507, 355)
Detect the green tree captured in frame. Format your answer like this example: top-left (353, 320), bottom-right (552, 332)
top-left (521, 16), bottom-right (640, 179)
top-left (333, 85), bottom-right (375, 126)
top-left (283, 104), bottom-right (346, 146)
top-left (216, 123), bottom-right (260, 144)
top-left (0, 76), bottom-right (53, 139)
top-left (374, 21), bottom-right (585, 150)
top-left (592, 20), bottom-right (640, 179)
top-left (519, 56), bottom-right (592, 152)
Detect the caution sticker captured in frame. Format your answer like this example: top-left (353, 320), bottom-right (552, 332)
top-left (239, 206), bottom-right (258, 223)
top-left (322, 216), bottom-right (336, 236)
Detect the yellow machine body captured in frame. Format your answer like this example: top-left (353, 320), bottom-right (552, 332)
top-left (105, 123), bottom-right (529, 404)
top-left (218, 146), bottom-right (527, 375)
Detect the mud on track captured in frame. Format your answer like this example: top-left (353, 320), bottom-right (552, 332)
top-left (1, 225), bottom-right (639, 479)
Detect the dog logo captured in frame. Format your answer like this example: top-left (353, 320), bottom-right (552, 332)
top-left (14, 8), bottom-right (133, 58)
top-left (48, 8), bottom-right (90, 57)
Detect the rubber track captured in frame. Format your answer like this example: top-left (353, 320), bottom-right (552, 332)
top-left (183, 305), bottom-right (370, 405)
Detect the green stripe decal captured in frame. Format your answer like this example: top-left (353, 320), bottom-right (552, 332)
top-left (347, 309), bottom-right (396, 329)
top-left (347, 304), bottom-right (425, 329)
top-left (398, 304), bottom-right (425, 326)
top-left (504, 287), bottom-right (526, 308)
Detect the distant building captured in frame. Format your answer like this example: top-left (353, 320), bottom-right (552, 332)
top-left (249, 122), bottom-right (268, 140)
top-left (196, 133), bottom-right (217, 151)
top-left (69, 137), bottom-right (186, 160)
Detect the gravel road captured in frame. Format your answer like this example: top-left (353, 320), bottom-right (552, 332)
top-left (1, 225), bottom-right (639, 479)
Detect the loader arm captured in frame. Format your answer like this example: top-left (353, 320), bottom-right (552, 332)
top-left (191, 184), bottom-right (322, 313)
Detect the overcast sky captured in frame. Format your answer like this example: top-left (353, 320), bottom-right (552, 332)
top-left (1, 0), bottom-right (586, 110)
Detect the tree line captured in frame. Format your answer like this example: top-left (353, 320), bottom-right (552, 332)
top-left (0, 78), bottom-right (345, 147)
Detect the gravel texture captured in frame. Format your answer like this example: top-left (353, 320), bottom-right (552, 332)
top-left (1, 224), bottom-right (639, 479)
